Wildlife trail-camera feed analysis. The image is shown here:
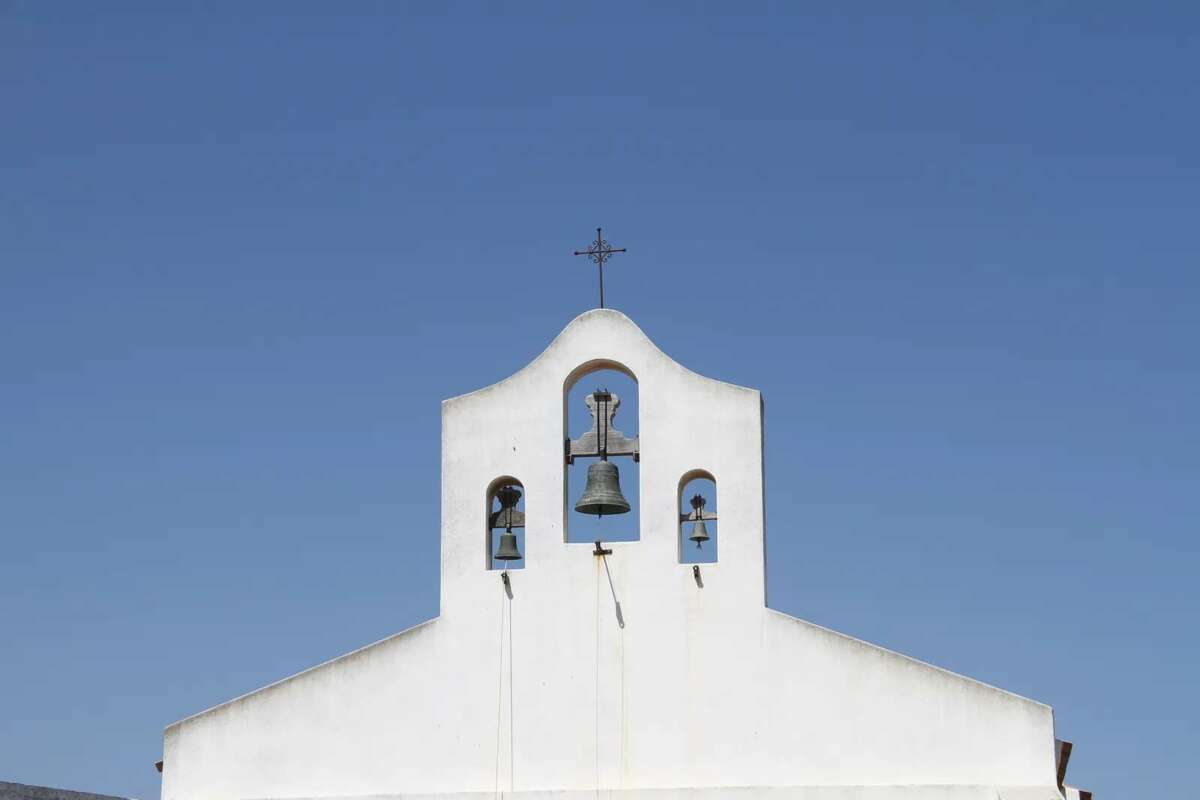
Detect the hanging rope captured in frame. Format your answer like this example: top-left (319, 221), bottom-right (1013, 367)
top-left (594, 559), bottom-right (601, 796)
top-left (495, 576), bottom-right (506, 799)
top-left (508, 590), bottom-right (515, 793)
top-left (492, 573), bottom-right (518, 798)
top-left (619, 606), bottom-right (626, 779)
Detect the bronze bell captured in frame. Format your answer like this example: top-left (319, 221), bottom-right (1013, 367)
top-left (494, 527), bottom-right (522, 562)
top-left (688, 493), bottom-right (710, 548)
top-left (574, 460), bottom-right (631, 517)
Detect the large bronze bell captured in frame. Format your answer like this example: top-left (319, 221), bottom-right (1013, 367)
top-left (574, 460), bottom-right (631, 517)
top-left (494, 528), bottom-right (522, 561)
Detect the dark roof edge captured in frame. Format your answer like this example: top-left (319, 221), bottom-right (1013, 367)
top-left (0, 781), bottom-right (131, 800)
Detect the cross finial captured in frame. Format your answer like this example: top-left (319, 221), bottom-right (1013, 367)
top-left (573, 227), bottom-right (626, 309)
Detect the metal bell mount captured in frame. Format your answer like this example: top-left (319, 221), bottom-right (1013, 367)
top-left (685, 493), bottom-right (714, 549)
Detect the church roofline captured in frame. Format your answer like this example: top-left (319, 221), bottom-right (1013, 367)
top-left (766, 607), bottom-right (1053, 712)
top-left (163, 616), bottom-right (440, 733)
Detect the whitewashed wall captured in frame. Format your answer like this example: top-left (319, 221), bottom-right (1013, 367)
top-left (161, 310), bottom-right (1062, 800)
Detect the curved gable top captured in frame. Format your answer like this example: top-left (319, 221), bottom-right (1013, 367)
top-left (444, 308), bottom-right (759, 408)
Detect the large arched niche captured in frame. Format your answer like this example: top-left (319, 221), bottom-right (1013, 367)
top-left (562, 359), bottom-right (640, 544)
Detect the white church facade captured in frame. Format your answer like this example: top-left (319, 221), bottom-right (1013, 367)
top-left (160, 309), bottom-right (1090, 800)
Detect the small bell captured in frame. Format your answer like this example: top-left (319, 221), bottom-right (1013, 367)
top-left (688, 493), bottom-right (710, 548)
top-left (494, 527), bottom-right (522, 562)
top-left (575, 460), bottom-right (632, 517)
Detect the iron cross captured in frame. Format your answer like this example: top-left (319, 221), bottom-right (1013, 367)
top-left (573, 227), bottom-right (627, 309)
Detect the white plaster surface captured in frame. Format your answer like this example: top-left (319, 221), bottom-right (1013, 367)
top-left (161, 310), bottom-right (1067, 800)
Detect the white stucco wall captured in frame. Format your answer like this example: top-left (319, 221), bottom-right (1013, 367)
top-left (161, 309), bottom-right (1063, 800)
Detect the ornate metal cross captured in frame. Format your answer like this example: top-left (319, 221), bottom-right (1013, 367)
top-left (573, 227), bottom-right (626, 309)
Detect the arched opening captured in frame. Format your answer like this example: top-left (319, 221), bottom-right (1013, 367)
top-left (486, 476), bottom-right (526, 570)
top-left (563, 362), bottom-right (639, 544)
top-left (678, 470), bottom-right (717, 564)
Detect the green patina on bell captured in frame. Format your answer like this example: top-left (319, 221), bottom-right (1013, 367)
top-left (494, 529), bottom-right (522, 561)
top-left (574, 460), bottom-right (631, 517)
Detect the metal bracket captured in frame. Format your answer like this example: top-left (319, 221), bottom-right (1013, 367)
top-left (566, 391), bottom-right (639, 464)
top-left (489, 485), bottom-right (525, 530)
top-left (593, 540), bottom-right (613, 557)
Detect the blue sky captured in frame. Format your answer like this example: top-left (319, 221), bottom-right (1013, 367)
top-left (2, 4), bottom-right (1197, 799)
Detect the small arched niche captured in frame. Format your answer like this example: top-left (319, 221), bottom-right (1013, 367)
top-left (486, 477), bottom-right (526, 570)
top-left (563, 361), bottom-right (640, 544)
top-left (678, 470), bottom-right (717, 564)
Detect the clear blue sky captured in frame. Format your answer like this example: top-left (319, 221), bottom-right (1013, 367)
top-left (2, 4), bottom-right (1196, 799)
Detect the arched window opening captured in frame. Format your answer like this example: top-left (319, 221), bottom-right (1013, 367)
top-left (486, 478), bottom-right (526, 570)
top-left (564, 365), bottom-right (640, 544)
top-left (679, 471), bottom-right (717, 564)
